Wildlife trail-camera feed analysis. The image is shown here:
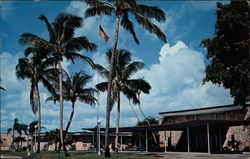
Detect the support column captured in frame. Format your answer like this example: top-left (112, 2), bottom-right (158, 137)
top-left (146, 130), bottom-right (148, 152)
top-left (120, 135), bottom-right (123, 152)
top-left (164, 129), bottom-right (167, 153)
top-left (92, 131), bottom-right (95, 150)
top-left (219, 128), bottom-right (222, 152)
top-left (187, 126), bottom-right (190, 153)
top-left (207, 123), bottom-right (211, 154)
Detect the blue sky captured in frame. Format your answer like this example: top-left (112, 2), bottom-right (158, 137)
top-left (0, 1), bottom-right (232, 133)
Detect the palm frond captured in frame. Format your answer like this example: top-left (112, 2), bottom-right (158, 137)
top-left (39, 14), bottom-right (56, 43)
top-left (96, 82), bottom-right (108, 92)
top-left (85, 0), bottom-right (104, 7)
top-left (72, 72), bottom-right (92, 89)
top-left (85, 6), bottom-right (114, 18)
top-left (0, 86), bottom-right (6, 91)
top-left (78, 94), bottom-right (97, 106)
top-left (123, 61), bottom-right (144, 79)
top-left (65, 36), bottom-right (97, 52)
top-left (65, 52), bottom-right (95, 68)
top-left (46, 94), bottom-right (60, 103)
top-left (116, 49), bottom-right (131, 69)
top-left (40, 57), bottom-right (58, 70)
top-left (16, 58), bottom-right (32, 80)
top-left (94, 64), bottom-right (109, 78)
top-left (133, 12), bottom-right (167, 42)
top-left (40, 77), bottom-right (57, 95)
top-left (53, 13), bottom-right (82, 43)
top-left (19, 33), bottom-right (52, 48)
top-left (7, 128), bottom-right (12, 134)
top-left (121, 86), bottom-right (140, 104)
top-left (126, 79), bottom-right (151, 94)
top-left (136, 4), bottom-right (166, 22)
top-left (30, 83), bottom-right (39, 115)
top-left (121, 12), bottom-right (139, 44)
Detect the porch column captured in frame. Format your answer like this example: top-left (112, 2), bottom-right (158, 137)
top-left (187, 126), bottom-right (190, 153)
top-left (219, 128), bottom-right (222, 152)
top-left (164, 129), bottom-right (167, 153)
top-left (145, 130), bottom-right (148, 152)
top-left (92, 131), bottom-right (95, 149)
top-left (120, 135), bottom-right (123, 152)
top-left (207, 123), bottom-right (211, 154)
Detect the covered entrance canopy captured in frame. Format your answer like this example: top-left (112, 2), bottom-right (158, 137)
top-left (83, 119), bottom-right (249, 153)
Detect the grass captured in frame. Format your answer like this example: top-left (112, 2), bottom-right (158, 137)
top-left (0, 151), bottom-right (159, 159)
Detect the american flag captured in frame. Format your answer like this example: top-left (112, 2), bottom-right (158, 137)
top-left (99, 25), bottom-right (109, 43)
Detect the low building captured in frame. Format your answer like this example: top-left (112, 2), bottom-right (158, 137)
top-left (1, 105), bottom-right (249, 153)
top-left (158, 105), bottom-right (250, 153)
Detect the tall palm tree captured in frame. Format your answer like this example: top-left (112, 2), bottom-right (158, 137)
top-left (16, 51), bottom-right (57, 153)
top-left (47, 71), bottom-right (97, 139)
top-left (19, 13), bottom-right (96, 156)
top-left (85, 1), bottom-right (166, 156)
top-left (95, 49), bottom-right (151, 154)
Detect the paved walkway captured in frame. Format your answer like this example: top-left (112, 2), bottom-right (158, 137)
top-left (0, 155), bottom-right (22, 159)
top-left (157, 153), bottom-right (250, 159)
top-left (121, 151), bottom-right (250, 159)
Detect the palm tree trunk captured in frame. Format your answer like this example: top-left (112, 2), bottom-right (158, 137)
top-left (62, 101), bottom-right (75, 153)
top-left (57, 62), bottom-right (69, 156)
top-left (65, 102), bottom-right (75, 135)
top-left (115, 92), bottom-right (120, 154)
top-left (128, 100), bottom-right (140, 123)
top-left (33, 84), bottom-right (41, 153)
top-left (138, 104), bottom-right (157, 145)
top-left (105, 16), bottom-right (120, 158)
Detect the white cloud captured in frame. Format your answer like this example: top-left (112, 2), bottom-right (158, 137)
top-left (133, 41), bottom-right (233, 117)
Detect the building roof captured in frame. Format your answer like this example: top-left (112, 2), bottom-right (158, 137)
top-left (83, 119), bottom-right (249, 132)
top-left (159, 105), bottom-right (244, 117)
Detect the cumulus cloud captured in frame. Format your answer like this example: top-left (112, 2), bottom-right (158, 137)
top-left (134, 41), bottom-right (233, 116)
top-left (76, 41), bottom-right (233, 129)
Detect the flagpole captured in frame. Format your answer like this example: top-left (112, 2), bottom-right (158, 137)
top-left (97, 15), bottom-right (101, 155)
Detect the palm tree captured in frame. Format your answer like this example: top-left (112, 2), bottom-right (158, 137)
top-left (47, 71), bottom-right (97, 140)
top-left (19, 13), bottom-right (96, 156)
top-left (85, 1), bottom-right (166, 156)
top-left (16, 51), bottom-right (57, 153)
top-left (43, 129), bottom-right (60, 152)
top-left (7, 118), bottom-right (28, 151)
top-left (95, 49), bottom-right (151, 153)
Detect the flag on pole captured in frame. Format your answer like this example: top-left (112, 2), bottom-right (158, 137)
top-left (99, 25), bottom-right (109, 43)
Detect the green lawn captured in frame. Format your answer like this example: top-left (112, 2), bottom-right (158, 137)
top-left (0, 151), bottom-right (158, 159)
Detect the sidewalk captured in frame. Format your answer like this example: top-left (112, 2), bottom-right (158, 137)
top-left (0, 155), bottom-right (22, 159)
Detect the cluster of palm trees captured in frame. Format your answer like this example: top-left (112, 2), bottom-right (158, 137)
top-left (7, 118), bottom-right (39, 151)
top-left (12, 0), bottom-right (166, 158)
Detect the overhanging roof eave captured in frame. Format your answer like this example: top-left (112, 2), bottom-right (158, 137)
top-left (82, 119), bottom-right (249, 132)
